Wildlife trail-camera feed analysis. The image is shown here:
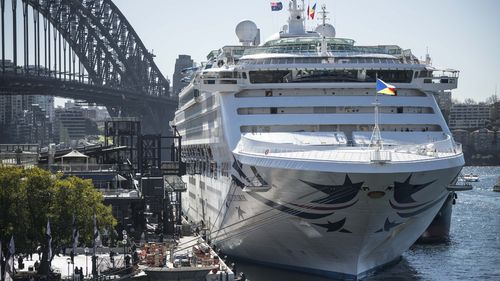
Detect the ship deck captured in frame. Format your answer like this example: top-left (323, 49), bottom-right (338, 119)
top-left (236, 132), bottom-right (462, 164)
top-left (245, 149), bottom-right (459, 163)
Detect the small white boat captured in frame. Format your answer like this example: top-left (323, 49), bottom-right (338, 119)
top-left (493, 177), bottom-right (500, 192)
top-left (462, 173), bottom-right (479, 182)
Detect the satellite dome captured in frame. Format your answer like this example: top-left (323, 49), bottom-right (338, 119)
top-left (315, 23), bottom-right (336, 38)
top-left (235, 20), bottom-right (258, 45)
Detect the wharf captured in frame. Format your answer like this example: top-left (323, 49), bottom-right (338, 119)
top-left (12, 236), bottom-right (236, 281)
top-left (137, 235), bottom-right (235, 281)
top-left (12, 251), bottom-right (126, 281)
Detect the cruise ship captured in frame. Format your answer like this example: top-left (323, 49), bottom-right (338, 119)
top-left (174, 1), bottom-right (464, 279)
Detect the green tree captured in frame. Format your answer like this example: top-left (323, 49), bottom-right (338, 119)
top-left (0, 166), bottom-right (30, 253)
top-left (0, 166), bottom-right (116, 275)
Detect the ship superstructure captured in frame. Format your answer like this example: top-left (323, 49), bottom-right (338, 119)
top-left (174, 1), bottom-right (464, 279)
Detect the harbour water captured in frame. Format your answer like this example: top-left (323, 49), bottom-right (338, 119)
top-left (231, 166), bottom-right (500, 280)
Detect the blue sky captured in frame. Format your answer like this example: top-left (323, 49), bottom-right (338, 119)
top-left (112, 0), bottom-right (499, 102)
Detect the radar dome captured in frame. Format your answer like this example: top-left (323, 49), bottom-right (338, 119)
top-left (235, 20), bottom-right (258, 45)
top-left (315, 23), bottom-right (336, 38)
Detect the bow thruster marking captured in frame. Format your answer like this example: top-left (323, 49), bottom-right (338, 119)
top-left (313, 218), bottom-right (351, 233)
top-left (397, 193), bottom-right (448, 218)
top-left (393, 174), bottom-right (436, 204)
top-left (300, 174), bottom-right (363, 205)
top-left (248, 192), bottom-right (336, 220)
top-left (375, 218), bottom-right (403, 233)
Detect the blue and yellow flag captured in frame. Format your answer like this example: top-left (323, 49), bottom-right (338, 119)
top-left (308, 3), bottom-right (317, 19)
top-left (376, 79), bottom-right (397, 96)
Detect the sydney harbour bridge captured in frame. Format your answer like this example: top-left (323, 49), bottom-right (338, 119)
top-left (0, 0), bottom-right (177, 135)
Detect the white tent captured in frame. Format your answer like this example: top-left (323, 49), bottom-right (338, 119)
top-left (60, 150), bottom-right (89, 169)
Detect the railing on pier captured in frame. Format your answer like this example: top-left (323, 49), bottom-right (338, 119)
top-left (42, 164), bottom-right (118, 172)
top-left (0, 144), bottom-right (40, 167)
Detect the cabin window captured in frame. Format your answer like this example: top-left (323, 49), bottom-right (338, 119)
top-left (250, 71), bottom-right (291, 83)
top-left (270, 107), bottom-right (278, 114)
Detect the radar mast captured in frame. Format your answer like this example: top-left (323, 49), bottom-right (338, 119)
top-left (287, 0), bottom-right (306, 35)
top-left (318, 4), bottom-right (329, 56)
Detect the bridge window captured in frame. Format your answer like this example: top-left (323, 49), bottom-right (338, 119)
top-left (250, 71), bottom-right (291, 83)
top-left (367, 70), bottom-right (413, 83)
top-left (249, 69), bottom-right (413, 84)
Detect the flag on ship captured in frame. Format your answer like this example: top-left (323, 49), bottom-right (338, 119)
top-left (4, 236), bottom-right (15, 281)
top-left (376, 78), bottom-right (397, 96)
top-left (308, 2), bottom-right (317, 19)
top-left (93, 213), bottom-right (102, 254)
top-left (46, 219), bottom-right (52, 261)
top-left (271, 2), bottom-right (283, 11)
top-left (72, 214), bottom-right (79, 255)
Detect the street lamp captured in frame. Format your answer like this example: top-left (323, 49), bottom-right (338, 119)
top-left (66, 258), bottom-right (71, 281)
top-left (122, 230), bottom-right (127, 268)
top-left (84, 247), bottom-right (89, 277)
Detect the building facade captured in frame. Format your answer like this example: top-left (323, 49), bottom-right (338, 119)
top-left (55, 107), bottom-right (87, 143)
top-left (449, 103), bottom-right (491, 130)
top-left (0, 94), bottom-right (53, 144)
top-left (469, 128), bottom-right (500, 153)
top-left (172, 55), bottom-right (194, 97)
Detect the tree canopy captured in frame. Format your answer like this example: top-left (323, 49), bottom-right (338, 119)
top-left (0, 166), bottom-right (116, 257)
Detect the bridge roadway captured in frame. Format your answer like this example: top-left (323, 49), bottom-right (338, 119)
top-left (0, 73), bottom-right (177, 135)
top-left (0, 73), bottom-right (176, 106)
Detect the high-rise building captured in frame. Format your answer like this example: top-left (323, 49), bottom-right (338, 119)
top-left (0, 94), bottom-right (54, 143)
top-left (16, 104), bottom-right (52, 145)
top-left (34, 95), bottom-right (55, 121)
top-left (449, 103), bottom-right (491, 130)
top-left (55, 107), bottom-right (87, 143)
top-left (172, 55), bottom-right (194, 97)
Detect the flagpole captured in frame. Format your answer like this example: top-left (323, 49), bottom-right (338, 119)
top-left (371, 83), bottom-right (383, 150)
top-left (92, 212), bottom-right (97, 279)
top-left (5, 236), bottom-right (14, 281)
top-left (0, 240), bottom-right (3, 281)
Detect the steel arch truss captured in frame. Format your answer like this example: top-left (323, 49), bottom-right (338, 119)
top-left (27, 0), bottom-right (170, 98)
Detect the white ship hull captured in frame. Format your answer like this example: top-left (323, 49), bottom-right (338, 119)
top-left (182, 155), bottom-right (463, 279)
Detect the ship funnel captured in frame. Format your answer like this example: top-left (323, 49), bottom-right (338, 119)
top-left (235, 20), bottom-right (258, 46)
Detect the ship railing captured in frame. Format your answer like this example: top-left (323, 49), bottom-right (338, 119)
top-left (239, 54), bottom-right (422, 65)
top-left (392, 135), bottom-right (460, 156)
top-left (238, 134), bottom-right (461, 161)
